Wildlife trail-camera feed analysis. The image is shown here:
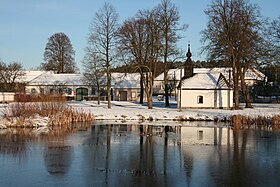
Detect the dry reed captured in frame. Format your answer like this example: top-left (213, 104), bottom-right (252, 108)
top-left (3, 95), bottom-right (94, 128)
top-left (231, 115), bottom-right (278, 130)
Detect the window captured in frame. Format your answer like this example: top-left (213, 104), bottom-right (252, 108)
top-left (197, 95), bottom-right (203, 104)
top-left (66, 88), bottom-right (72, 95)
top-left (132, 92), bottom-right (136, 98)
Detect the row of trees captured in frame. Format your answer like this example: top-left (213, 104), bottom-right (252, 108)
top-left (82, 0), bottom-right (279, 110)
top-left (82, 0), bottom-right (186, 109)
top-left (6, 0), bottom-right (278, 109)
top-left (201, 0), bottom-right (279, 109)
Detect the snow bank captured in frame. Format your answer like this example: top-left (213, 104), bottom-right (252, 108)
top-left (68, 100), bottom-right (280, 122)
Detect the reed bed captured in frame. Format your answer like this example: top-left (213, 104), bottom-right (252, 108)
top-left (231, 114), bottom-right (280, 130)
top-left (3, 96), bottom-right (94, 128)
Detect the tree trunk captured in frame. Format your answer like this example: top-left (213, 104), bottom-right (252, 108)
top-left (140, 73), bottom-right (144, 104)
top-left (233, 65), bottom-right (240, 110)
top-left (164, 53), bottom-right (169, 107)
top-left (147, 92), bottom-right (153, 109)
top-left (107, 76), bottom-right (111, 108)
top-left (164, 83), bottom-right (169, 107)
top-left (97, 83), bottom-right (101, 105)
top-left (240, 71), bottom-right (253, 108)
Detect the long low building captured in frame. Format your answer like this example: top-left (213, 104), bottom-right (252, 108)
top-left (23, 71), bottom-right (92, 101)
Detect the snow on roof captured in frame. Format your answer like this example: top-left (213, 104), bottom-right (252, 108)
top-left (28, 72), bottom-right (86, 86)
top-left (111, 73), bottom-right (140, 88)
top-left (245, 68), bottom-right (266, 80)
top-left (155, 67), bottom-right (265, 82)
top-left (19, 70), bottom-right (54, 82)
top-left (181, 72), bottom-right (226, 89)
top-left (155, 68), bottom-right (232, 81)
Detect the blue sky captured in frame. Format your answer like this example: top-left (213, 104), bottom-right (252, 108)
top-left (0, 0), bottom-right (279, 71)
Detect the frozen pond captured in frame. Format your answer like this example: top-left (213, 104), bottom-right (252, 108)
top-left (0, 122), bottom-right (280, 187)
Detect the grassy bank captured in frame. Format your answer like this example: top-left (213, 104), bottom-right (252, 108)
top-left (1, 96), bottom-right (94, 128)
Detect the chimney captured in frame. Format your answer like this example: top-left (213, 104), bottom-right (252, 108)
top-left (184, 44), bottom-right (193, 79)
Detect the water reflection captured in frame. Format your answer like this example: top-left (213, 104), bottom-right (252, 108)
top-left (44, 144), bottom-right (73, 175)
top-left (0, 124), bottom-right (280, 187)
top-left (0, 129), bottom-right (35, 161)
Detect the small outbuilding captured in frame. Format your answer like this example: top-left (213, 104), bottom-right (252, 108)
top-left (177, 45), bottom-right (233, 109)
top-left (111, 73), bottom-right (142, 102)
top-left (177, 71), bottom-right (233, 109)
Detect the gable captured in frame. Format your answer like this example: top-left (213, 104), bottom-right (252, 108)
top-left (111, 73), bottom-right (140, 89)
top-left (181, 73), bottom-right (218, 89)
top-left (28, 73), bottom-right (86, 86)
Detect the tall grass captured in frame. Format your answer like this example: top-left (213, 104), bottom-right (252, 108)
top-left (231, 114), bottom-right (280, 130)
top-left (4, 95), bottom-right (94, 127)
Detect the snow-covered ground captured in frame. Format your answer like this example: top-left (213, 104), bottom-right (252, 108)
top-left (68, 99), bottom-right (280, 122)
top-left (1, 98), bottom-right (279, 127)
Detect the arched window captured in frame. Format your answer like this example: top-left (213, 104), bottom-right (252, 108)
top-left (197, 95), bottom-right (203, 104)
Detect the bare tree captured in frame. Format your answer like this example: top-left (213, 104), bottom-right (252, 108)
top-left (82, 48), bottom-right (105, 105)
top-left (117, 17), bottom-right (148, 104)
top-left (201, 0), bottom-right (262, 109)
top-left (266, 16), bottom-right (280, 65)
top-left (42, 32), bottom-right (76, 73)
top-left (156, 0), bottom-right (187, 107)
top-left (87, 2), bottom-right (119, 109)
top-left (118, 9), bottom-right (163, 109)
top-left (0, 61), bottom-right (26, 92)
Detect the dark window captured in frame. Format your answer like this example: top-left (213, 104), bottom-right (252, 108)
top-left (198, 95), bottom-right (203, 104)
top-left (66, 88), bottom-right (72, 95)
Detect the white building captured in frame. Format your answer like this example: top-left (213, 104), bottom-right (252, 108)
top-left (177, 70), bottom-right (233, 109)
top-left (23, 71), bottom-right (91, 101)
top-left (154, 67), bottom-right (266, 95)
top-left (111, 73), bottom-right (142, 101)
top-left (177, 44), bottom-right (233, 109)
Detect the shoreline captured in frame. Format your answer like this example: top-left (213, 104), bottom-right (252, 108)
top-left (69, 100), bottom-right (280, 121)
top-left (1, 101), bottom-right (280, 129)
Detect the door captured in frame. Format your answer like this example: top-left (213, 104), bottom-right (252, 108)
top-left (119, 91), bottom-right (128, 101)
top-left (76, 88), bottom-right (88, 101)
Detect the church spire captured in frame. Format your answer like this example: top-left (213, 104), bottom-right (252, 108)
top-left (186, 44), bottom-right (192, 58)
top-left (184, 44), bottom-right (193, 78)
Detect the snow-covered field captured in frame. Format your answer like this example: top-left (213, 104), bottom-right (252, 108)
top-left (1, 98), bottom-right (279, 127)
top-left (68, 99), bottom-right (280, 122)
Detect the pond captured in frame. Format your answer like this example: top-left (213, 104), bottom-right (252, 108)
top-left (0, 122), bottom-right (280, 187)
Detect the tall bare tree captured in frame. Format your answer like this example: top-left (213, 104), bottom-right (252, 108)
top-left (0, 61), bottom-right (26, 92)
top-left (118, 9), bottom-right (162, 109)
top-left (82, 48), bottom-right (105, 105)
top-left (156, 0), bottom-right (187, 107)
top-left (266, 16), bottom-right (280, 65)
top-left (117, 17), bottom-right (148, 104)
top-left (87, 2), bottom-right (119, 109)
top-left (201, 0), bottom-right (262, 109)
top-left (42, 32), bottom-right (76, 73)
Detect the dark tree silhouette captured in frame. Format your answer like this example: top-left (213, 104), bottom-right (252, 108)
top-left (42, 32), bottom-right (77, 73)
top-left (0, 61), bottom-right (26, 92)
top-left (201, 0), bottom-right (262, 109)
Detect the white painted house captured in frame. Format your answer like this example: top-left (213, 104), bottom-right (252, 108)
top-left (24, 71), bottom-right (92, 101)
top-left (154, 67), bottom-right (266, 95)
top-left (111, 73), bottom-right (142, 101)
top-left (155, 44), bottom-right (266, 109)
top-left (177, 44), bottom-right (233, 109)
top-left (177, 70), bottom-right (233, 109)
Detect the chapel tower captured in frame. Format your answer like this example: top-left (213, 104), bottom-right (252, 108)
top-left (183, 44), bottom-right (193, 79)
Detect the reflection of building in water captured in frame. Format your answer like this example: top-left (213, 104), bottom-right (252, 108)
top-left (44, 144), bottom-right (73, 175)
top-left (0, 129), bottom-right (29, 159)
top-left (180, 127), bottom-right (233, 145)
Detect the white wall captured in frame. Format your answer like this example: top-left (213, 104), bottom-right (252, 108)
top-left (177, 89), bottom-right (233, 108)
top-left (0, 92), bottom-right (15, 103)
top-left (180, 127), bottom-right (233, 145)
